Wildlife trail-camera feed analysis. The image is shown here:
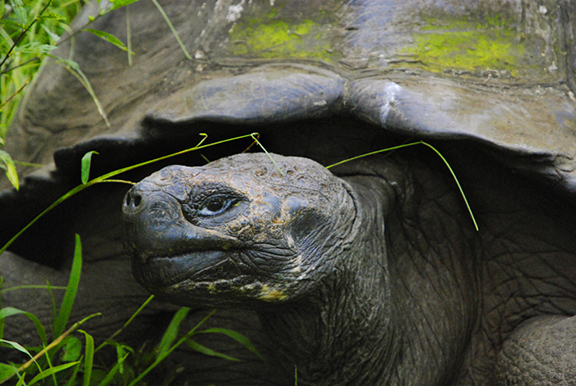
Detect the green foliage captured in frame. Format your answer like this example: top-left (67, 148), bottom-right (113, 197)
top-left (109, 0), bottom-right (140, 11)
top-left (0, 3), bottom-right (482, 384)
top-left (0, 0), bottom-right (85, 190)
top-left (0, 0), bottom-right (86, 137)
top-left (0, 237), bottom-right (264, 385)
top-left (80, 151), bottom-right (98, 184)
top-left (0, 0), bottom-right (196, 189)
top-left (199, 327), bottom-right (264, 361)
top-left (53, 234), bottom-right (82, 338)
top-left (0, 134), bottom-right (268, 385)
top-left (83, 29), bottom-right (133, 54)
top-left (149, 0), bottom-right (190, 59)
top-left (0, 150), bottom-right (18, 190)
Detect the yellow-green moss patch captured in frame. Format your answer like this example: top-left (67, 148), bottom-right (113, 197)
top-left (228, 11), bottom-right (338, 61)
top-left (401, 16), bottom-right (526, 77)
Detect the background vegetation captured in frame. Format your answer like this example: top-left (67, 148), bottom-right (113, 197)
top-left (0, 1), bottom-right (263, 385)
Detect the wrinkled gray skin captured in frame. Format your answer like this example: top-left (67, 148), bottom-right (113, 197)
top-left (1, 0), bottom-right (576, 385)
top-left (122, 151), bottom-right (576, 386)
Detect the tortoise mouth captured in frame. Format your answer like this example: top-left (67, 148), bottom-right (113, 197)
top-left (130, 249), bottom-right (239, 290)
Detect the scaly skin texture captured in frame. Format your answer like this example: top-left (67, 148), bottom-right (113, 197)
top-left (123, 152), bottom-right (476, 385)
top-left (124, 151), bottom-right (576, 385)
top-left (125, 154), bottom-right (358, 307)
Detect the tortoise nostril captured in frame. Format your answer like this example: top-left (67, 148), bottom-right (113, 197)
top-left (126, 191), bottom-right (142, 208)
top-left (133, 194), bottom-right (142, 207)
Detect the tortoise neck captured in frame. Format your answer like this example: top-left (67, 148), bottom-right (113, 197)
top-left (256, 176), bottom-right (400, 385)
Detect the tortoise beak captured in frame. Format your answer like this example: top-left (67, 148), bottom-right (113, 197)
top-left (122, 183), bottom-right (242, 264)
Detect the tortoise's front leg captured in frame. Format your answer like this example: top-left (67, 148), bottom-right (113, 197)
top-left (497, 315), bottom-right (576, 385)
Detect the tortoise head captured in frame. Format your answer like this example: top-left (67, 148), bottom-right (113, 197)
top-left (122, 153), bottom-right (358, 308)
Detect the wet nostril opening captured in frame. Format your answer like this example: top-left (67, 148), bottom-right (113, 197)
top-left (126, 192), bottom-right (142, 208)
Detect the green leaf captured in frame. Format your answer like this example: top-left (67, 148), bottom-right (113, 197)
top-left (52, 56), bottom-right (79, 71)
top-left (186, 340), bottom-right (240, 362)
top-left (12, 42), bottom-right (57, 55)
top-left (200, 327), bottom-right (264, 360)
top-left (37, 12), bottom-right (67, 22)
top-left (0, 339), bottom-right (34, 361)
top-left (0, 307), bottom-right (47, 345)
top-left (26, 361), bottom-right (81, 386)
top-left (79, 330), bottom-right (94, 386)
top-left (53, 235), bottom-right (82, 338)
top-left (157, 307), bottom-right (189, 358)
top-left (84, 29), bottom-right (132, 53)
top-left (9, 0), bottom-right (27, 25)
top-left (0, 363), bottom-right (18, 383)
top-left (64, 361), bottom-right (81, 386)
top-left (50, 56), bottom-right (111, 129)
top-left (96, 352), bottom-right (130, 386)
top-left (114, 343), bottom-right (133, 374)
top-left (81, 151), bottom-right (98, 184)
top-left (0, 19), bottom-right (25, 31)
top-left (109, 0), bottom-right (141, 11)
top-left (0, 150), bottom-right (19, 190)
top-left (41, 25), bottom-right (61, 42)
top-left (61, 336), bottom-right (82, 362)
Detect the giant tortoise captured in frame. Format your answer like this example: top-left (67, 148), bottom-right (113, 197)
top-left (1, 0), bottom-right (576, 385)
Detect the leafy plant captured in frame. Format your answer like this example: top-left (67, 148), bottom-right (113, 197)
top-left (0, 0), bottom-right (190, 189)
top-left (0, 235), bottom-right (262, 385)
top-left (0, 132), bottom-right (267, 385)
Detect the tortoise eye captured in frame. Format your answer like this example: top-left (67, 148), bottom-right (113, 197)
top-left (198, 196), bottom-right (235, 216)
top-left (206, 198), bottom-right (224, 212)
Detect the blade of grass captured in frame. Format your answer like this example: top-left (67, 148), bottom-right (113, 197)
top-left (125, 310), bottom-right (216, 386)
top-left (326, 141), bottom-right (478, 231)
top-left (64, 361), bottom-right (81, 386)
top-left (125, 6), bottom-right (132, 66)
top-left (41, 338), bottom-right (58, 386)
top-left (157, 307), bottom-right (189, 358)
top-left (0, 285), bottom-right (67, 294)
top-left (199, 327), bottom-right (264, 361)
top-left (96, 351), bottom-right (130, 386)
top-left (149, 0), bottom-right (191, 59)
top-left (0, 307), bottom-right (47, 345)
top-left (95, 294), bottom-right (155, 353)
top-left (60, 60), bottom-right (111, 129)
top-left (79, 330), bottom-right (94, 386)
top-left (0, 132), bottom-right (258, 256)
top-left (250, 133), bottom-right (284, 176)
top-left (420, 141), bottom-right (478, 231)
top-left (83, 29), bottom-right (133, 54)
top-left (53, 234), bottom-right (82, 338)
top-left (0, 278), bottom-right (4, 340)
top-left (186, 340), bottom-right (240, 362)
top-left (295, 366), bottom-right (298, 386)
top-left (0, 313), bottom-right (101, 385)
top-left (25, 361), bottom-right (80, 386)
top-left (0, 339), bottom-right (39, 371)
top-left (325, 141), bottom-right (421, 169)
